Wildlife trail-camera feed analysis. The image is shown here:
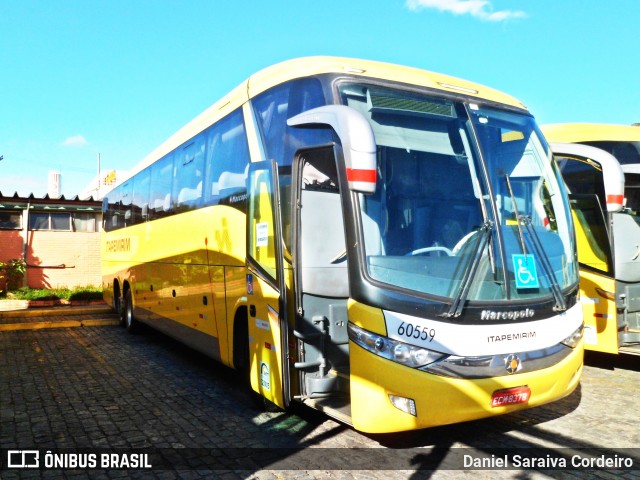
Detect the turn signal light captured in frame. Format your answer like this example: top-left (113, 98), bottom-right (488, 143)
top-left (389, 394), bottom-right (417, 416)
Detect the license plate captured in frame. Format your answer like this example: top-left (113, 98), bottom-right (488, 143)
top-left (491, 386), bottom-right (531, 407)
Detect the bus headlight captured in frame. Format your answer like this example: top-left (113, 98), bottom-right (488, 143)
top-left (348, 323), bottom-right (447, 368)
top-left (561, 323), bottom-right (584, 349)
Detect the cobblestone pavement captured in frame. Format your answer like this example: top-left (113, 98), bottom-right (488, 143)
top-left (0, 322), bottom-right (638, 480)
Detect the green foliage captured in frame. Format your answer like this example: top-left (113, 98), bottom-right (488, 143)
top-left (7, 285), bottom-right (103, 301)
top-left (68, 286), bottom-right (104, 301)
top-left (0, 258), bottom-right (26, 292)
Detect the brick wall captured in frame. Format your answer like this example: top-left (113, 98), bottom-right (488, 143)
top-left (0, 230), bottom-right (101, 289)
top-left (25, 231), bottom-right (101, 288)
top-left (0, 230), bottom-right (24, 291)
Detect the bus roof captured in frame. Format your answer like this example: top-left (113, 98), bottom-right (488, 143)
top-left (542, 123), bottom-right (640, 143)
top-left (120, 56), bottom-right (529, 185)
top-left (247, 56), bottom-right (527, 109)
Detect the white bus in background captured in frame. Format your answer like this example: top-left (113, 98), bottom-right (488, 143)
top-left (544, 122), bottom-right (640, 354)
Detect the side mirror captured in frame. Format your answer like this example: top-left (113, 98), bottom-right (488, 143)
top-left (287, 105), bottom-right (377, 194)
top-left (550, 142), bottom-right (625, 213)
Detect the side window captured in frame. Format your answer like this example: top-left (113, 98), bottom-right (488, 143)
top-left (556, 155), bottom-right (607, 212)
top-left (252, 78), bottom-right (331, 251)
top-left (29, 212), bottom-right (50, 230)
top-left (252, 77), bottom-right (330, 168)
top-left (103, 195), bottom-right (113, 232)
top-left (73, 213), bottom-right (98, 232)
top-left (149, 154), bottom-right (174, 220)
top-left (204, 109), bottom-right (250, 210)
top-left (105, 181), bottom-right (132, 230)
top-left (174, 134), bottom-right (205, 212)
top-left (51, 212), bottom-right (71, 231)
top-left (132, 167), bottom-right (151, 224)
top-left (28, 212), bottom-right (72, 231)
top-left (119, 181), bottom-right (133, 228)
top-left (0, 211), bottom-right (21, 229)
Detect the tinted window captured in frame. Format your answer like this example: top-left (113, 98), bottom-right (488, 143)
top-left (132, 167), bottom-right (151, 224)
top-left (103, 108), bottom-right (252, 229)
top-left (253, 78), bottom-right (331, 250)
top-left (149, 154), bottom-right (174, 220)
top-left (625, 173), bottom-right (640, 214)
top-left (582, 141), bottom-right (640, 166)
top-left (204, 109), bottom-right (250, 210)
top-left (174, 134), bottom-right (205, 212)
top-left (252, 77), bottom-right (329, 168)
top-left (556, 155), bottom-right (607, 211)
top-left (104, 181), bottom-right (133, 231)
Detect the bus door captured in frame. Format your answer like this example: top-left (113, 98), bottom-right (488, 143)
top-left (569, 194), bottom-right (618, 353)
top-left (246, 160), bottom-right (290, 408)
top-left (286, 105), bottom-right (377, 423)
top-left (291, 145), bottom-right (352, 419)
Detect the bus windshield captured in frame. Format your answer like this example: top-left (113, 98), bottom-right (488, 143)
top-left (340, 84), bottom-right (577, 304)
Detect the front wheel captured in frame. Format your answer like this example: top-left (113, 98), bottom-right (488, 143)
top-left (123, 289), bottom-right (141, 334)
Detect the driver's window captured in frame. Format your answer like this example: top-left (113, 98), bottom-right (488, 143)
top-left (298, 147), bottom-right (349, 298)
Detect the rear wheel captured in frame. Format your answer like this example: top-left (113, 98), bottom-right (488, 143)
top-left (115, 296), bottom-right (126, 327)
top-left (123, 289), bottom-right (141, 334)
top-left (113, 284), bottom-right (126, 327)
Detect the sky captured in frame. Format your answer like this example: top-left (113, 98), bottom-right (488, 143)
top-left (1, 0), bottom-right (638, 198)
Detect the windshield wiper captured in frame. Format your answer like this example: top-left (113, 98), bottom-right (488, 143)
top-left (504, 174), bottom-right (528, 256)
top-left (442, 221), bottom-right (493, 319)
top-left (504, 173), bottom-right (566, 311)
top-left (518, 215), bottom-right (567, 311)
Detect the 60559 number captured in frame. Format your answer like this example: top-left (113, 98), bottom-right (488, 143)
top-left (397, 322), bottom-right (436, 342)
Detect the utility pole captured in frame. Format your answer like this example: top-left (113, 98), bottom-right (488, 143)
top-left (97, 153), bottom-right (101, 198)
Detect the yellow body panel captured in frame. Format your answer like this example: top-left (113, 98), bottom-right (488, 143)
top-left (347, 299), bottom-right (387, 336)
top-left (102, 205), bottom-right (247, 366)
top-left (247, 272), bottom-right (285, 409)
top-left (577, 270), bottom-right (618, 354)
top-left (570, 208), bottom-right (618, 353)
top-left (350, 338), bottom-right (584, 433)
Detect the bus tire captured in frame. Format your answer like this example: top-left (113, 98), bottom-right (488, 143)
top-left (123, 289), bottom-right (141, 334)
top-left (115, 294), bottom-right (124, 326)
top-left (113, 283), bottom-right (126, 327)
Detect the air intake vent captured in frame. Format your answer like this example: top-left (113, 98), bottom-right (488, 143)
top-left (369, 92), bottom-right (455, 118)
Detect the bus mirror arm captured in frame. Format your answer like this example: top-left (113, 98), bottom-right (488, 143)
top-left (287, 105), bottom-right (377, 194)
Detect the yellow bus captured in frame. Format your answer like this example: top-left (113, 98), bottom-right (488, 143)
top-left (543, 123), bottom-right (640, 355)
top-left (102, 57), bottom-right (583, 433)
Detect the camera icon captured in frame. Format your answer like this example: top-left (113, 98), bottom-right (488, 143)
top-left (7, 450), bottom-right (40, 468)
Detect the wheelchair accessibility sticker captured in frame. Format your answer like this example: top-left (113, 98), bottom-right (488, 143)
top-left (512, 254), bottom-right (539, 289)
